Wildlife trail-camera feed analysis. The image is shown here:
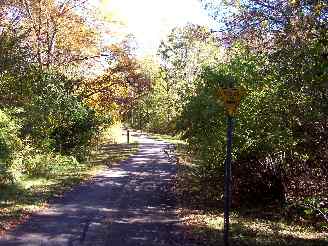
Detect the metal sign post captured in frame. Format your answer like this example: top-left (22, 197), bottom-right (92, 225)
top-left (217, 87), bottom-right (244, 246)
top-left (224, 115), bottom-right (233, 246)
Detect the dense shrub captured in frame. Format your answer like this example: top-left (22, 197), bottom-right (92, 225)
top-left (0, 110), bottom-right (22, 184)
top-left (128, 81), bottom-right (180, 134)
top-left (22, 150), bottom-right (80, 178)
top-left (0, 69), bottom-right (110, 183)
top-left (24, 72), bottom-right (104, 160)
top-left (178, 47), bottom-right (328, 213)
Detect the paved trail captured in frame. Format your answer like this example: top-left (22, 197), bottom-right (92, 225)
top-left (0, 133), bottom-right (191, 246)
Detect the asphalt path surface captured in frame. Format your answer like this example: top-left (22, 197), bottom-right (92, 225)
top-left (0, 132), bottom-right (191, 246)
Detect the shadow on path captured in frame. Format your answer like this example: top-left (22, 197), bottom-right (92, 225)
top-left (0, 133), bottom-right (191, 246)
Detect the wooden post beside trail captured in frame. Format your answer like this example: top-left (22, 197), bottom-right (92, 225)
top-left (127, 129), bottom-right (130, 144)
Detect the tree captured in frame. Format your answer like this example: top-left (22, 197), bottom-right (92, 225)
top-left (180, 0), bottom-right (328, 215)
top-left (132, 24), bottom-right (224, 132)
top-left (1, 0), bottom-right (99, 69)
top-left (158, 24), bottom-right (224, 94)
top-left (80, 42), bottom-right (151, 117)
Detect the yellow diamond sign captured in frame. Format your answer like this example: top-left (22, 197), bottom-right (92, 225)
top-left (218, 87), bottom-right (244, 116)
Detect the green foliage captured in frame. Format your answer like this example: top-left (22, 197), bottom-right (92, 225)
top-left (178, 43), bottom-right (327, 208)
top-left (178, 49), bottom-right (273, 168)
top-left (177, 75), bottom-right (225, 170)
top-left (130, 75), bottom-right (180, 133)
top-left (23, 151), bottom-right (80, 178)
top-left (302, 197), bottom-right (328, 223)
top-left (131, 24), bottom-right (223, 133)
top-left (0, 68), bottom-right (108, 184)
top-left (0, 110), bottom-right (21, 162)
top-left (0, 110), bottom-right (22, 184)
top-left (24, 72), bottom-right (104, 159)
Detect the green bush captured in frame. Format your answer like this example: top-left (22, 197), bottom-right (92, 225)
top-left (0, 109), bottom-right (22, 184)
top-left (178, 50), bottom-right (272, 170)
top-left (24, 72), bottom-right (104, 160)
top-left (8, 140), bottom-right (83, 178)
top-left (0, 70), bottom-right (109, 182)
top-left (23, 150), bottom-right (80, 178)
top-left (177, 47), bottom-right (327, 207)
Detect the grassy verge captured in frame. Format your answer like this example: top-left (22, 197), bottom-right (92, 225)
top-left (173, 146), bottom-right (328, 246)
top-left (147, 132), bottom-right (186, 145)
top-left (179, 208), bottom-right (328, 246)
top-left (0, 125), bottom-right (139, 235)
top-left (0, 162), bottom-right (103, 234)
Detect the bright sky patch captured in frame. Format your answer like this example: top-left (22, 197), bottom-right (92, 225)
top-left (99, 0), bottom-right (213, 55)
